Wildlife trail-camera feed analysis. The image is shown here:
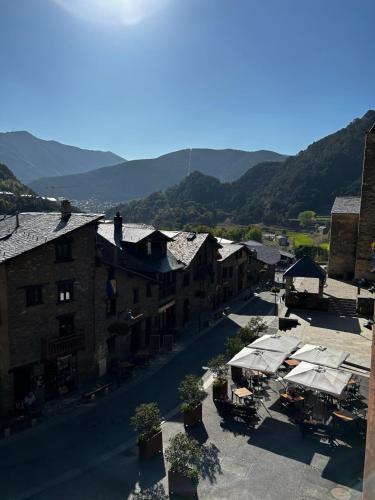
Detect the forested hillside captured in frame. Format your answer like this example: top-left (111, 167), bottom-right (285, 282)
top-left (0, 163), bottom-right (59, 214)
top-left (106, 110), bottom-right (375, 226)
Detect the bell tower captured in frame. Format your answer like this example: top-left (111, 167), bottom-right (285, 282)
top-left (355, 123), bottom-right (375, 279)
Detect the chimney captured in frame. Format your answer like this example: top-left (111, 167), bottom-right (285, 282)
top-left (15, 212), bottom-right (19, 228)
top-left (61, 199), bottom-right (72, 219)
top-left (114, 211), bottom-right (123, 237)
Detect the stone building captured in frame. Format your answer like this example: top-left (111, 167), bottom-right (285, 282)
top-left (242, 240), bottom-right (279, 286)
top-left (216, 243), bottom-right (250, 303)
top-left (329, 122), bottom-right (375, 281)
top-left (0, 210), bottom-right (259, 418)
top-left (328, 197), bottom-right (361, 279)
top-left (355, 122), bottom-right (375, 280)
top-left (95, 215), bottom-right (184, 366)
top-left (0, 204), bottom-right (102, 417)
top-left (167, 231), bottom-right (222, 328)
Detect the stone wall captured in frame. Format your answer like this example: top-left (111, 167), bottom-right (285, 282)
top-left (328, 213), bottom-right (359, 279)
top-left (355, 126), bottom-right (375, 280)
top-left (0, 223), bottom-right (98, 415)
top-left (94, 263), bottom-right (160, 371)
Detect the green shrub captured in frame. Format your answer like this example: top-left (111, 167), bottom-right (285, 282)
top-left (131, 403), bottom-right (162, 442)
top-left (178, 374), bottom-right (207, 411)
top-left (165, 432), bottom-right (202, 478)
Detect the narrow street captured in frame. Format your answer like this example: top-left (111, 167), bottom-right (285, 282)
top-left (0, 293), bottom-right (275, 500)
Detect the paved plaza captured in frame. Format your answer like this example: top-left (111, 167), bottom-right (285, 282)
top-left (285, 277), bottom-right (373, 369)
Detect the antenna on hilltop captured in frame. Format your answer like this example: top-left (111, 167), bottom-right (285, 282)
top-left (187, 148), bottom-right (192, 177)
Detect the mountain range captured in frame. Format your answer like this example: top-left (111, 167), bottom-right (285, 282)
top-left (106, 110), bottom-right (375, 227)
top-left (28, 148), bottom-right (287, 202)
top-left (0, 131), bottom-right (125, 184)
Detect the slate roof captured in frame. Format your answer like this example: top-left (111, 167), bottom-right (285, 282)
top-left (0, 212), bottom-right (103, 264)
top-left (283, 255), bottom-right (326, 280)
top-left (241, 240), bottom-right (280, 265)
top-left (98, 222), bottom-right (183, 274)
top-left (331, 197), bottom-right (361, 214)
top-left (98, 221), bottom-right (166, 245)
top-left (218, 243), bottom-right (245, 262)
top-left (168, 232), bottom-right (217, 266)
top-left (280, 250), bottom-right (295, 259)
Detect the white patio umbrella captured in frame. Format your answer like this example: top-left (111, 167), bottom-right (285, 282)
top-left (284, 361), bottom-right (351, 397)
top-left (248, 334), bottom-right (300, 354)
top-left (227, 347), bottom-right (287, 374)
top-left (290, 343), bottom-right (349, 369)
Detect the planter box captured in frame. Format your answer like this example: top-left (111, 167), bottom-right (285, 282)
top-left (168, 469), bottom-right (198, 498)
top-left (138, 430), bottom-right (163, 459)
top-left (212, 380), bottom-right (228, 400)
top-left (183, 403), bottom-right (202, 427)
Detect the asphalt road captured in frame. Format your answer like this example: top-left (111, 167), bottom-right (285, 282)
top-left (0, 293), bottom-right (275, 500)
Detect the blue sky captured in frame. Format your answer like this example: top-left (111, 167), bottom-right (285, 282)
top-left (0, 0), bottom-right (374, 159)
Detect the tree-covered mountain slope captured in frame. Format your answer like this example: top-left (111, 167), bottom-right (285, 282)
top-left (29, 148), bottom-right (287, 202)
top-left (106, 110), bottom-right (375, 226)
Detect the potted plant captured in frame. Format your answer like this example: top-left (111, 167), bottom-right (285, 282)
top-left (166, 432), bottom-right (202, 497)
top-left (178, 374), bottom-right (206, 427)
top-left (131, 402), bottom-right (163, 459)
top-left (207, 355), bottom-right (228, 400)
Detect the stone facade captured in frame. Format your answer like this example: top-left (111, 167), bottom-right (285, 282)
top-left (329, 123), bottom-right (375, 281)
top-left (0, 221), bottom-right (100, 418)
top-left (0, 215), bottom-right (255, 419)
top-left (94, 263), bottom-right (159, 375)
top-left (328, 212), bottom-right (359, 279)
top-left (216, 245), bottom-right (249, 304)
top-left (355, 124), bottom-right (375, 280)
top-left (172, 234), bottom-right (220, 330)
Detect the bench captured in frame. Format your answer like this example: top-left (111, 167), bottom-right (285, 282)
top-left (82, 383), bottom-right (112, 403)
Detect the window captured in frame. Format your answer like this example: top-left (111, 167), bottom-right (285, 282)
top-left (147, 241), bottom-right (152, 255)
top-left (25, 285), bottom-right (43, 306)
top-left (58, 314), bottom-right (75, 337)
top-left (106, 298), bottom-right (117, 316)
top-left (183, 272), bottom-right (190, 287)
top-left (133, 288), bottom-right (139, 304)
top-left (57, 280), bottom-right (74, 303)
top-left (146, 283), bottom-right (152, 297)
top-left (55, 239), bottom-right (72, 262)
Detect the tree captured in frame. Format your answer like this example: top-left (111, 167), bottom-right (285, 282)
top-left (298, 210), bottom-right (316, 229)
top-left (131, 403), bottom-right (162, 442)
top-left (207, 355), bottom-right (228, 382)
top-left (178, 374), bottom-right (207, 412)
top-left (225, 317), bottom-right (268, 357)
top-left (225, 335), bottom-right (244, 358)
top-left (245, 226), bottom-right (262, 242)
top-left (165, 433), bottom-right (202, 478)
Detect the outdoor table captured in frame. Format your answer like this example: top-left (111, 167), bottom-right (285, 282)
top-left (332, 409), bottom-right (356, 422)
top-left (232, 387), bottom-right (253, 404)
top-left (280, 393), bottom-right (304, 403)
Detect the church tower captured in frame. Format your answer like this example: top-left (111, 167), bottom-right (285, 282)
top-left (355, 122), bottom-right (375, 280)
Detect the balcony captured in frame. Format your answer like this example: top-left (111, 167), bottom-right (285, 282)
top-left (42, 333), bottom-right (85, 359)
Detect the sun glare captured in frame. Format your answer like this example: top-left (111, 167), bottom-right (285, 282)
top-left (52, 0), bottom-right (168, 26)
